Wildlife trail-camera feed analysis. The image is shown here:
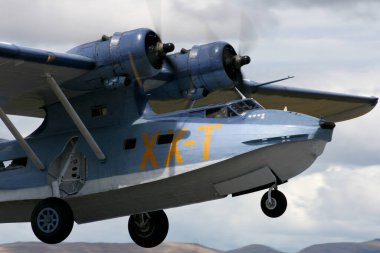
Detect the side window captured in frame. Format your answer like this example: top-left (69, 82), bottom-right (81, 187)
top-left (91, 105), bottom-right (108, 117)
top-left (244, 99), bottom-right (262, 110)
top-left (206, 107), bottom-right (228, 118)
top-left (206, 107), bottom-right (237, 118)
top-left (230, 103), bottom-right (245, 114)
top-left (157, 134), bottom-right (174, 145)
top-left (124, 138), bottom-right (137, 150)
top-left (0, 157), bottom-right (27, 172)
top-left (227, 108), bottom-right (238, 117)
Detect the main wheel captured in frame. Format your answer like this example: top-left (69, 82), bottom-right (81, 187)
top-left (261, 190), bottom-right (287, 218)
top-left (128, 210), bottom-right (169, 248)
top-left (31, 197), bottom-right (74, 244)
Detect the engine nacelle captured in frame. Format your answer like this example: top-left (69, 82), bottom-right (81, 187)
top-left (68, 28), bottom-right (171, 82)
top-left (148, 41), bottom-right (250, 100)
top-left (188, 42), bottom-right (237, 92)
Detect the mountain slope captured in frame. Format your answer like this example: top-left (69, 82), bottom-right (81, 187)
top-left (0, 242), bottom-right (222, 253)
top-left (227, 244), bottom-right (283, 253)
top-left (1, 240), bottom-right (380, 253)
top-left (299, 239), bottom-right (380, 253)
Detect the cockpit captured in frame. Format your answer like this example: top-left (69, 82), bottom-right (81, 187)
top-left (205, 99), bottom-right (263, 118)
top-left (158, 98), bottom-right (263, 119)
top-left (154, 98), bottom-right (263, 119)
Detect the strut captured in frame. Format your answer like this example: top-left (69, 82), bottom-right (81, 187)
top-left (0, 107), bottom-right (45, 170)
top-left (46, 73), bottom-right (106, 161)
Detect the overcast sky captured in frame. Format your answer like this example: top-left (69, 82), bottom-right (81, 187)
top-left (0, 0), bottom-right (379, 252)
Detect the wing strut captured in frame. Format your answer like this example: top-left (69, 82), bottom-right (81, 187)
top-left (0, 107), bottom-right (45, 170)
top-left (46, 73), bottom-right (107, 161)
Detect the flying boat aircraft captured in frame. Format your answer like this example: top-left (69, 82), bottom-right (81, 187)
top-left (0, 28), bottom-right (377, 248)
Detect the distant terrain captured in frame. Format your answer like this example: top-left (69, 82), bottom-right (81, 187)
top-left (0, 240), bottom-right (380, 253)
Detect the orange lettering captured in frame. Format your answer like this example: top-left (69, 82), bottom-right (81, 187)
top-left (197, 124), bottom-right (222, 160)
top-left (140, 132), bottom-right (159, 170)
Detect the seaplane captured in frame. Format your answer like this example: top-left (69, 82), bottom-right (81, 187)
top-left (0, 28), bottom-right (376, 248)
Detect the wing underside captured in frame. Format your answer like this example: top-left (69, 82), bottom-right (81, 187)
top-left (149, 84), bottom-right (378, 122)
top-left (0, 44), bottom-right (95, 117)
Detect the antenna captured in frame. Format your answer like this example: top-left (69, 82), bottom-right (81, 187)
top-left (235, 87), bottom-right (246, 99)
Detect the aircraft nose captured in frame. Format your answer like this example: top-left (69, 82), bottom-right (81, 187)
top-left (319, 120), bottom-right (335, 130)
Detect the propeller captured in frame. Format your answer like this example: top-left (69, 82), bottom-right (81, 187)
top-left (223, 45), bottom-right (251, 96)
top-left (145, 0), bottom-right (176, 71)
top-left (145, 31), bottom-right (175, 69)
top-left (121, 0), bottom-right (175, 91)
top-left (238, 12), bottom-right (258, 56)
top-left (235, 12), bottom-right (257, 96)
top-left (145, 1), bottom-right (256, 108)
top-left (195, 12), bottom-right (256, 106)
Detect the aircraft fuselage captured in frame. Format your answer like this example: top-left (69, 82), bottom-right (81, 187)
top-left (0, 87), bottom-right (333, 224)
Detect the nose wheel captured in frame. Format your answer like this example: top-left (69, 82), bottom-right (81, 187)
top-left (128, 210), bottom-right (169, 248)
top-left (261, 187), bottom-right (287, 218)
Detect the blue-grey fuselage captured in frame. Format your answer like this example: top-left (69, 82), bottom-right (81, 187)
top-left (0, 85), bottom-right (333, 223)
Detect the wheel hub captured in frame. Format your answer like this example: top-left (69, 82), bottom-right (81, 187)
top-left (265, 198), bottom-right (277, 210)
top-left (134, 213), bottom-right (155, 238)
top-left (37, 207), bottom-right (59, 233)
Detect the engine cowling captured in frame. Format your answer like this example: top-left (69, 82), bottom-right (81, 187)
top-left (148, 41), bottom-right (250, 100)
top-left (67, 28), bottom-right (174, 83)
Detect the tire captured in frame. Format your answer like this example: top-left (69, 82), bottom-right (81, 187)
top-left (260, 190), bottom-right (287, 218)
top-left (128, 210), bottom-right (169, 248)
top-left (31, 197), bottom-right (74, 244)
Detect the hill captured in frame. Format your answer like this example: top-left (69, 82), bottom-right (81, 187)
top-left (1, 240), bottom-right (380, 253)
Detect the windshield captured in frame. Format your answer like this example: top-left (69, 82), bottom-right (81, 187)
top-left (204, 99), bottom-right (262, 118)
top-left (206, 106), bottom-right (237, 118)
top-left (229, 99), bottom-right (262, 115)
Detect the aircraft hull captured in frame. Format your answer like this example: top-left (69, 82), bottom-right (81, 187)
top-left (67, 138), bottom-right (327, 223)
top-left (0, 138), bottom-right (326, 223)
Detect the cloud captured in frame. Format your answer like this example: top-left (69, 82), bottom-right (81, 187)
top-left (264, 0), bottom-right (380, 21)
top-left (0, 165), bottom-right (378, 252)
top-left (165, 165), bottom-right (380, 252)
top-left (0, 1), bottom-right (378, 252)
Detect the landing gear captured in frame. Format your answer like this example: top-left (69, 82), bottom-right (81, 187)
top-left (31, 197), bottom-right (74, 244)
top-left (261, 188), bottom-right (287, 218)
top-left (128, 210), bottom-right (169, 248)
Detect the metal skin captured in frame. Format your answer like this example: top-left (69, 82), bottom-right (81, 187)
top-left (147, 42), bottom-right (240, 100)
top-left (0, 84), bottom-right (332, 224)
top-left (0, 27), bottom-right (376, 246)
top-left (64, 28), bottom-right (167, 91)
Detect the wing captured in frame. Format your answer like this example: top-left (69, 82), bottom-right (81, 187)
top-left (149, 81), bottom-right (378, 122)
top-left (0, 43), bottom-right (95, 117)
top-left (248, 84), bottom-right (378, 122)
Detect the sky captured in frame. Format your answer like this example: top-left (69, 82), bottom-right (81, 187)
top-left (0, 0), bottom-right (379, 252)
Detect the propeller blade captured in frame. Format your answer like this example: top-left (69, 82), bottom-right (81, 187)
top-left (128, 53), bottom-right (144, 88)
top-left (238, 11), bottom-right (258, 55)
top-left (145, 0), bottom-right (162, 36)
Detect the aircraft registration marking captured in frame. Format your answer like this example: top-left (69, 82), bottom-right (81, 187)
top-left (140, 131), bottom-right (160, 170)
top-left (165, 129), bottom-right (186, 167)
top-left (140, 124), bottom-right (222, 170)
top-left (197, 124), bottom-right (222, 160)
top-left (184, 140), bottom-right (196, 147)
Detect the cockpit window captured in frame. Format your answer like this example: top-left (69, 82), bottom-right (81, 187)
top-left (229, 100), bottom-right (262, 115)
top-left (206, 107), bottom-right (237, 118)
top-left (230, 102), bottom-right (246, 114)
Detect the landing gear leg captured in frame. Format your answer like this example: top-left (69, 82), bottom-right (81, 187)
top-left (261, 184), bottom-right (287, 218)
top-left (128, 210), bottom-right (169, 248)
top-left (31, 197), bottom-right (74, 244)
